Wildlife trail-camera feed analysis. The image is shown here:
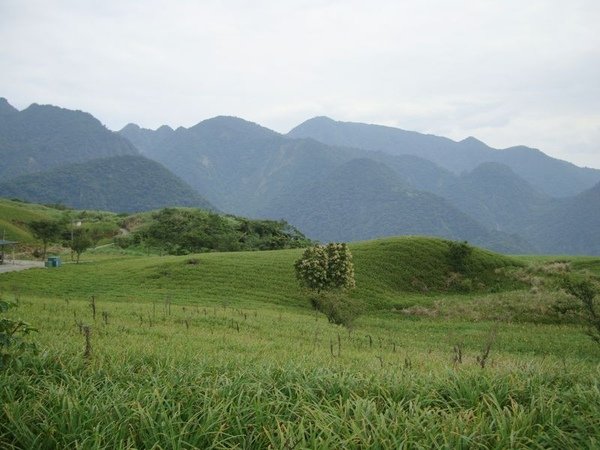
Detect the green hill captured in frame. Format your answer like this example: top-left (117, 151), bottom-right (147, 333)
top-left (0, 155), bottom-right (214, 213)
top-left (0, 236), bottom-right (522, 311)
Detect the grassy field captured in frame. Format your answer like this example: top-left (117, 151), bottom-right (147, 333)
top-left (1, 236), bottom-right (600, 448)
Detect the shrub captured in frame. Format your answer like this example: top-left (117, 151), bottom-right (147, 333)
top-left (562, 276), bottom-right (600, 346)
top-left (0, 299), bottom-right (37, 370)
top-left (294, 243), bottom-right (355, 292)
top-left (447, 241), bottom-right (473, 274)
top-left (310, 292), bottom-right (360, 327)
top-left (295, 243), bottom-right (357, 327)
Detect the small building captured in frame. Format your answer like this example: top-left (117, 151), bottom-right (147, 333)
top-left (0, 239), bottom-right (17, 265)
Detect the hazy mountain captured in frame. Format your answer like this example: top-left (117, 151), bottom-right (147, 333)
top-left (119, 117), bottom-right (355, 216)
top-left (119, 123), bottom-right (175, 155)
top-left (0, 155), bottom-right (214, 213)
top-left (368, 152), bottom-right (456, 195)
top-left (288, 116), bottom-right (600, 198)
top-left (523, 182), bottom-right (600, 255)
top-left (0, 99), bottom-right (138, 180)
top-left (443, 162), bottom-right (551, 233)
top-left (0, 97), bottom-right (18, 118)
top-left (260, 158), bottom-right (532, 253)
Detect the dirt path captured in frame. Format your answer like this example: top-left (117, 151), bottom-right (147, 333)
top-left (0, 260), bottom-right (45, 274)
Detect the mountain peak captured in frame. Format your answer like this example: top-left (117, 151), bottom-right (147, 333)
top-left (120, 123), bottom-right (141, 133)
top-left (306, 116), bottom-right (337, 124)
top-left (21, 102), bottom-right (99, 125)
top-left (0, 97), bottom-right (19, 116)
top-left (460, 136), bottom-right (486, 146)
top-left (189, 115), bottom-right (279, 138)
top-left (288, 116), bottom-right (336, 134)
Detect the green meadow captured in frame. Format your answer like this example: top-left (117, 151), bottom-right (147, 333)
top-left (1, 236), bottom-right (600, 448)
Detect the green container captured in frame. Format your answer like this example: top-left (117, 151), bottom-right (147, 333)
top-left (45, 256), bottom-right (61, 268)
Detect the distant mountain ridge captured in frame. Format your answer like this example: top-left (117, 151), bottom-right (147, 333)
top-left (3, 96), bottom-right (600, 254)
top-left (120, 116), bottom-right (353, 216)
top-left (117, 113), bottom-right (600, 254)
top-left (442, 162), bottom-right (551, 234)
top-left (288, 116), bottom-right (600, 198)
top-left (522, 181), bottom-right (600, 255)
top-left (0, 98), bottom-right (138, 180)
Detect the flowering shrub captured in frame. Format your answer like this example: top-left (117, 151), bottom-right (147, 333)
top-left (294, 243), bottom-right (357, 326)
top-left (294, 243), bottom-right (355, 292)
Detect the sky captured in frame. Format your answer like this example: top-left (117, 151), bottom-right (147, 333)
top-left (1, 0), bottom-right (599, 168)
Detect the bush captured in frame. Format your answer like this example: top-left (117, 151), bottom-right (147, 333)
top-left (310, 292), bottom-right (360, 327)
top-left (295, 243), bottom-right (358, 327)
top-left (0, 299), bottom-right (37, 370)
top-left (562, 276), bottom-right (600, 346)
top-left (294, 243), bottom-right (355, 292)
top-left (447, 241), bottom-right (473, 274)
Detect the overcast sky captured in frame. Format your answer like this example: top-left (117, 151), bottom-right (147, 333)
top-left (1, 0), bottom-right (599, 168)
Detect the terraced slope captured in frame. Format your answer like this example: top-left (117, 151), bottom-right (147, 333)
top-left (0, 236), bottom-right (523, 310)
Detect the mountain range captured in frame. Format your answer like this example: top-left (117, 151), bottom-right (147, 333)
top-left (288, 116), bottom-right (600, 198)
top-left (1, 97), bottom-right (599, 254)
top-left (0, 98), bottom-right (137, 179)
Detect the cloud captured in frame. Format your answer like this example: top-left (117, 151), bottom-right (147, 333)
top-left (1, 0), bottom-right (599, 167)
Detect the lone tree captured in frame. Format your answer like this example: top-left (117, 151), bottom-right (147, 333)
top-left (68, 228), bottom-right (93, 263)
top-left (29, 220), bottom-right (63, 259)
top-left (294, 243), bottom-right (357, 325)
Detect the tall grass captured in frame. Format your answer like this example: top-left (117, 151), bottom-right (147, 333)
top-left (1, 295), bottom-right (599, 448)
top-left (1, 238), bottom-right (600, 447)
top-left (2, 350), bottom-right (599, 448)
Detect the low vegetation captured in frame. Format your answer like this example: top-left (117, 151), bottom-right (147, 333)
top-left (562, 276), bottom-right (600, 345)
top-left (0, 298), bottom-right (36, 370)
top-left (1, 224), bottom-right (600, 447)
top-left (117, 207), bottom-right (310, 254)
top-left (0, 199), bottom-right (311, 260)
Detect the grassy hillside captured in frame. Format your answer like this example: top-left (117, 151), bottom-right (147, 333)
top-left (1, 237), bottom-right (600, 447)
top-left (0, 236), bottom-right (523, 311)
top-left (0, 198), bottom-right (63, 241)
top-left (0, 198), bottom-right (308, 257)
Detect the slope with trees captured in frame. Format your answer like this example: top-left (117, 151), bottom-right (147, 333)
top-left (260, 158), bottom-right (532, 253)
top-left (0, 155), bottom-right (214, 213)
top-left (442, 162), bottom-right (551, 233)
top-left (0, 98), bottom-right (138, 180)
top-left (116, 207), bottom-right (311, 254)
top-left (119, 117), bottom-right (356, 216)
top-left (523, 181), bottom-right (600, 255)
